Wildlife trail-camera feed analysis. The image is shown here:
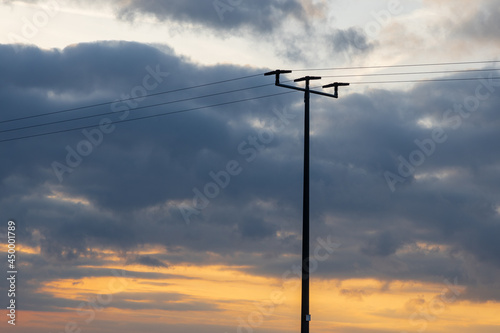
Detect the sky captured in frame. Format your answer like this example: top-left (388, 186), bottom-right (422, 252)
top-left (1, 0), bottom-right (500, 332)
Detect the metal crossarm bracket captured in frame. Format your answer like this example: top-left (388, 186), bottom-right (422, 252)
top-left (294, 76), bottom-right (321, 83)
top-left (264, 69), bottom-right (292, 85)
top-left (323, 82), bottom-right (350, 98)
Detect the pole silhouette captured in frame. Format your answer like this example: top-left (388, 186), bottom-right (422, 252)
top-left (264, 70), bottom-right (349, 333)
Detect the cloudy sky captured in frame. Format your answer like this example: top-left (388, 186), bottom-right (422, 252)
top-left (1, 0), bottom-right (500, 332)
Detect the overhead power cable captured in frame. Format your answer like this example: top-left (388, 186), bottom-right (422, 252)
top-left (2, 75), bottom-right (500, 142)
top-left (294, 60), bottom-right (500, 72)
top-left (322, 68), bottom-right (500, 79)
top-left (3, 72), bottom-right (500, 144)
top-left (349, 76), bottom-right (500, 85)
top-left (0, 89), bottom-right (300, 143)
top-left (0, 73), bottom-right (264, 125)
top-left (3, 68), bottom-right (499, 135)
top-left (1, 60), bottom-right (499, 144)
top-left (2, 60), bottom-right (498, 129)
top-left (0, 82), bottom-right (275, 135)
top-left (2, 60), bottom-right (498, 126)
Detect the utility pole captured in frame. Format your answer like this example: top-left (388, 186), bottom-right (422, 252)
top-left (264, 70), bottom-right (349, 333)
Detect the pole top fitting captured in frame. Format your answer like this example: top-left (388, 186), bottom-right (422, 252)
top-left (322, 82), bottom-right (350, 98)
top-left (295, 76), bottom-right (321, 82)
top-left (322, 82), bottom-right (350, 88)
top-left (264, 69), bottom-right (292, 85)
top-left (264, 69), bottom-right (292, 76)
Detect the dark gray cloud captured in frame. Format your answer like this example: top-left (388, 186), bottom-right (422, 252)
top-left (330, 27), bottom-right (375, 54)
top-left (361, 231), bottom-right (403, 257)
top-left (114, 0), bottom-right (307, 33)
top-left (126, 255), bottom-right (168, 268)
top-left (1, 40), bottom-right (500, 323)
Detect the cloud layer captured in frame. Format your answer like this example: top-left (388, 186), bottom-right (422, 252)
top-left (1, 42), bottom-right (500, 316)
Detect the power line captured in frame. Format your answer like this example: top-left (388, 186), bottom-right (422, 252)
top-left (2, 60), bottom-right (499, 143)
top-left (0, 82), bottom-right (274, 135)
top-left (0, 73), bottom-right (264, 125)
top-left (293, 60), bottom-right (500, 72)
top-left (349, 76), bottom-right (500, 85)
top-left (322, 68), bottom-right (500, 79)
top-left (4, 68), bottom-right (499, 135)
top-left (2, 60), bottom-right (498, 126)
top-left (2, 75), bottom-right (499, 143)
top-left (2, 60), bottom-right (498, 129)
top-left (0, 89), bottom-right (299, 143)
